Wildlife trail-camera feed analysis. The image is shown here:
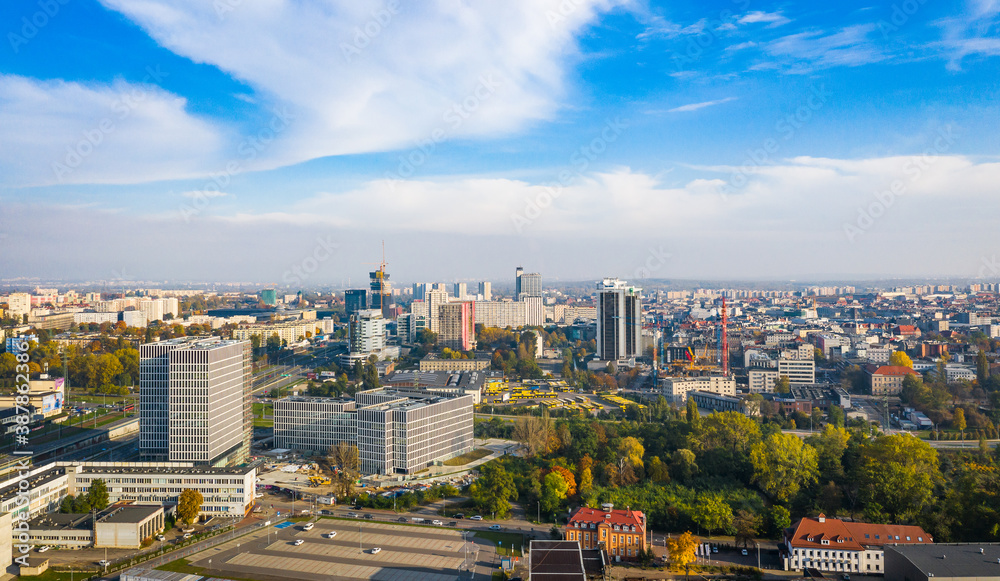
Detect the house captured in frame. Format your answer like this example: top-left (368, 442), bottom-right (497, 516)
top-left (565, 504), bottom-right (647, 562)
top-left (783, 514), bottom-right (932, 575)
top-left (865, 365), bottom-right (919, 396)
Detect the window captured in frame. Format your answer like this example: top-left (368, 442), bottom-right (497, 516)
top-left (918, 537), bottom-right (923, 542)
top-left (906, 536), bottom-right (910, 541)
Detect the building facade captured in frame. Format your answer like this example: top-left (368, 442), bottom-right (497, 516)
top-left (662, 376), bottom-right (736, 404)
top-left (565, 505), bottom-right (647, 562)
top-left (596, 278), bottom-right (642, 363)
top-left (344, 289), bottom-right (368, 317)
top-left (784, 514), bottom-right (932, 575)
top-left (515, 267), bottom-right (542, 299)
top-left (778, 357), bottom-right (816, 385)
top-left (438, 301), bottom-right (476, 351)
top-left (865, 365), bottom-right (919, 396)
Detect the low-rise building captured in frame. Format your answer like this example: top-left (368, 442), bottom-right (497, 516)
top-left (418, 353), bottom-right (492, 372)
top-left (884, 543), bottom-right (1000, 581)
top-left (783, 514), bottom-right (932, 575)
top-left (689, 391), bottom-right (746, 414)
top-left (749, 369), bottom-right (779, 393)
top-left (661, 376), bottom-right (735, 404)
top-left (28, 504), bottom-right (164, 549)
top-left (865, 365), bottom-right (919, 396)
top-left (565, 504), bottom-right (647, 562)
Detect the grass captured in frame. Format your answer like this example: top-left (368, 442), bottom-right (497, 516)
top-left (253, 418), bottom-right (274, 428)
top-left (157, 559), bottom-right (204, 575)
top-left (18, 570), bottom-right (99, 581)
top-left (443, 448), bottom-right (493, 466)
top-left (473, 530), bottom-right (524, 557)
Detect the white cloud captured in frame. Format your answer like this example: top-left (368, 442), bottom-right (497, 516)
top-left (97, 0), bottom-right (628, 172)
top-left (737, 11), bottom-right (790, 27)
top-left (932, 0), bottom-right (1000, 70)
top-left (0, 75), bottom-right (224, 186)
top-left (181, 190), bottom-right (230, 199)
top-left (762, 24), bottom-right (889, 72)
top-left (667, 97), bottom-right (737, 113)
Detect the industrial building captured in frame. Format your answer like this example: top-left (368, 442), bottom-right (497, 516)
top-left (28, 504), bottom-right (164, 549)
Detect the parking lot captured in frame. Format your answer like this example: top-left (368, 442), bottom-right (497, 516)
top-left (184, 518), bottom-right (491, 581)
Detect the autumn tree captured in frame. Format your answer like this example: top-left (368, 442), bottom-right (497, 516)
top-left (750, 432), bottom-right (819, 502)
top-left (855, 434), bottom-right (941, 522)
top-left (666, 531), bottom-right (699, 578)
top-left (328, 442), bottom-right (360, 498)
top-left (513, 415), bottom-right (551, 456)
top-left (774, 375), bottom-right (791, 394)
top-left (177, 489), bottom-right (204, 525)
top-left (733, 509), bottom-right (759, 548)
top-left (692, 494), bottom-right (733, 537)
top-left (889, 351), bottom-right (914, 368)
top-left (953, 407), bottom-right (967, 439)
top-left (547, 466), bottom-right (577, 496)
top-left (540, 471), bottom-right (569, 515)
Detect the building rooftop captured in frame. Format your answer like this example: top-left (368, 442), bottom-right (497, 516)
top-left (787, 515), bottom-right (931, 552)
top-left (887, 543), bottom-right (1000, 579)
top-left (100, 504), bottom-right (162, 524)
top-left (63, 460), bottom-right (259, 476)
top-left (568, 506), bottom-right (646, 530)
top-left (529, 540), bottom-right (587, 581)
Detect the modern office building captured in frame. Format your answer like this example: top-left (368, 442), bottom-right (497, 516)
top-left (369, 268), bottom-right (391, 313)
top-left (778, 357), bottom-right (817, 385)
top-left (412, 282), bottom-right (429, 301)
top-left (139, 338), bottom-right (252, 467)
top-left (273, 389), bottom-right (474, 476)
top-left (438, 301), bottom-right (476, 351)
top-left (596, 278), bottom-right (642, 363)
top-left (515, 267), bottom-right (542, 299)
top-left (662, 375), bottom-right (737, 404)
top-left (349, 309), bottom-right (386, 354)
top-left (344, 289), bottom-right (368, 317)
top-left (453, 282), bottom-right (468, 301)
top-left (478, 281), bottom-right (492, 301)
top-left (260, 289), bottom-right (277, 306)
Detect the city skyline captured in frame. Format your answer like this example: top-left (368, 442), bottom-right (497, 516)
top-left (2, 1), bottom-right (999, 282)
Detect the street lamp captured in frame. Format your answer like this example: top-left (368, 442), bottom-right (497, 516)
top-left (757, 542), bottom-right (761, 570)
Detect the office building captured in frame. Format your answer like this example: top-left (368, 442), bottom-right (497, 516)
top-left (369, 268), bottom-right (391, 313)
top-left (515, 267), bottom-right (542, 299)
top-left (438, 301), bottom-right (476, 351)
top-left (885, 544), bottom-right (1000, 581)
top-left (412, 282), bottom-right (429, 301)
top-left (778, 357), bottom-right (816, 385)
top-left (783, 514), bottom-right (931, 575)
top-left (27, 505), bottom-right (164, 549)
top-left (596, 278), bottom-right (642, 363)
top-left (453, 282), bottom-right (467, 300)
top-left (749, 369), bottom-right (780, 393)
top-left (260, 289), bottom-right (277, 306)
top-left (565, 504), bottom-right (647, 562)
top-left (7, 293), bottom-right (31, 319)
top-left (419, 353), bottom-right (492, 372)
top-left (344, 289), bottom-right (368, 317)
top-left (349, 309), bottom-right (386, 353)
top-left (425, 288), bottom-right (449, 333)
top-left (865, 364), bottom-right (919, 396)
top-left (662, 376), bottom-right (736, 404)
top-left (274, 389), bottom-right (474, 476)
top-left (139, 338), bottom-right (252, 466)
top-left (478, 281), bottom-right (492, 301)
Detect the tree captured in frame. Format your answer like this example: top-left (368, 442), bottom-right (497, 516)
top-left (88, 479), bottom-right (109, 511)
top-left (977, 349), bottom-right (990, 385)
top-left (856, 434), bottom-right (941, 521)
top-left (733, 509), bottom-right (759, 548)
top-left (513, 415), bottom-right (551, 456)
top-left (540, 471), bottom-right (569, 515)
top-left (115, 347), bottom-right (140, 384)
top-left (328, 442), bottom-right (360, 498)
top-left (698, 412), bottom-right (762, 457)
top-left (953, 407), bottom-right (967, 438)
top-left (671, 449), bottom-right (699, 483)
top-left (774, 375), bottom-right (791, 394)
top-left (751, 433), bottom-right (819, 502)
top-left (901, 374), bottom-right (929, 405)
top-left (94, 353), bottom-right (124, 388)
top-left (647, 456), bottom-right (670, 483)
top-left (829, 405), bottom-right (845, 428)
top-left (692, 495), bottom-right (733, 537)
top-left (618, 436), bottom-right (645, 470)
top-left (767, 505), bottom-right (791, 537)
top-left (548, 466), bottom-right (577, 496)
top-left (686, 397), bottom-right (700, 428)
top-left (72, 495), bottom-right (92, 513)
top-left (666, 531), bottom-right (699, 577)
top-left (889, 351), bottom-right (914, 369)
top-left (60, 495), bottom-right (75, 513)
top-left (809, 424), bottom-right (850, 481)
top-left (470, 462), bottom-right (517, 519)
top-left (177, 489), bottom-right (204, 525)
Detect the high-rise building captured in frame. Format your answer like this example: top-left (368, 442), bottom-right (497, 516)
top-left (7, 293), bottom-right (31, 319)
top-left (478, 281), bottom-right (492, 301)
top-left (412, 283), bottom-right (429, 301)
top-left (369, 269), bottom-right (391, 313)
top-left (515, 267), bottom-right (542, 300)
top-left (453, 282), bottom-right (467, 301)
top-left (349, 309), bottom-right (386, 354)
top-left (425, 288), bottom-right (449, 333)
top-left (596, 278), bottom-right (642, 362)
top-left (438, 301), bottom-right (476, 351)
top-left (260, 289), bottom-right (277, 306)
top-left (344, 289), bottom-right (368, 317)
top-left (139, 337), bottom-right (252, 466)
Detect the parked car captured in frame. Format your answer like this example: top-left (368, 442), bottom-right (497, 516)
top-left (712, 546), bottom-right (718, 553)
top-left (370, 547), bottom-right (382, 554)
top-left (842, 575), bottom-right (851, 581)
top-left (98, 560), bottom-right (111, 567)
top-left (302, 523), bottom-right (314, 531)
top-left (398, 517), bottom-right (408, 522)
top-left (293, 539), bottom-right (304, 546)
top-left (454, 513), bottom-right (464, 519)
top-left (470, 515), bottom-right (483, 521)
top-left (741, 549), bottom-right (749, 556)
top-left (155, 535), bottom-right (166, 541)
top-left (36, 546), bottom-right (49, 553)
top-left (489, 524), bottom-right (502, 530)
top-left (431, 520), bottom-right (443, 526)
top-left (182, 533), bottom-right (192, 540)
top-left (324, 532), bottom-right (337, 539)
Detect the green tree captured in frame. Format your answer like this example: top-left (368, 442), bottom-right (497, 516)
top-left (808, 424), bottom-right (850, 481)
top-left (470, 462), bottom-right (517, 519)
top-left (829, 405), bottom-right (845, 428)
top-left (686, 397), bottom-right (700, 428)
top-left (977, 350), bottom-right (990, 385)
top-left (856, 434), bottom-right (940, 521)
top-left (670, 449), bottom-right (699, 483)
top-left (177, 489), bottom-right (204, 525)
top-left (115, 347), bottom-right (140, 384)
top-left (618, 436), bottom-right (645, 470)
top-left (0, 353), bottom-right (16, 377)
top-left (540, 471), bottom-right (569, 515)
top-left (646, 456), bottom-right (670, 483)
top-left (698, 411), bottom-right (762, 457)
top-left (750, 433), bottom-right (819, 502)
top-left (60, 495), bottom-right (75, 513)
top-left (87, 479), bottom-right (109, 511)
top-left (94, 353), bottom-right (124, 388)
top-left (901, 374), bottom-right (929, 405)
top-left (72, 495), bottom-right (92, 513)
top-left (774, 375), bottom-right (791, 394)
top-left (692, 494), bottom-right (733, 537)
top-left (767, 505), bottom-right (791, 537)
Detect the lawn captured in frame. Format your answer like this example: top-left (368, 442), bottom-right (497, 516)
top-left (443, 448), bottom-right (493, 466)
top-left (17, 569), bottom-right (99, 581)
top-left (473, 530), bottom-right (525, 557)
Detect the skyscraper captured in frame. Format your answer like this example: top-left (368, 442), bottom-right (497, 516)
top-left (425, 288), bottom-right (449, 333)
top-left (515, 266), bottom-right (542, 300)
top-left (140, 337), bottom-right (252, 466)
top-left (453, 282), bottom-right (467, 300)
top-left (596, 278), bottom-right (642, 363)
top-left (412, 282), bottom-right (429, 301)
top-left (260, 289), bottom-right (277, 306)
top-left (344, 289), bottom-right (368, 317)
top-left (478, 281), bottom-right (492, 301)
top-left (438, 301), bottom-right (476, 351)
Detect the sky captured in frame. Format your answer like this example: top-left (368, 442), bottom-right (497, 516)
top-left (1, 0), bottom-right (999, 287)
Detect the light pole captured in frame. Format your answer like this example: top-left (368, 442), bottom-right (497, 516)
top-left (757, 542), bottom-right (761, 570)
top-left (537, 501), bottom-right (540, 523)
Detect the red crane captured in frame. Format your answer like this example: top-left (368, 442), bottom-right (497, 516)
top-left (721, 296), bottom-right (729, 376)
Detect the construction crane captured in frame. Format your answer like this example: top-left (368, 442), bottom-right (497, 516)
top-left (363, 241), bottom-right (390, 314)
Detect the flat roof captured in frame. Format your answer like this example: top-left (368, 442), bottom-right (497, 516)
top-left (887, 543), bottom-right (1000, 579)
top-left (71, 461), bottom-right (258, 476)
top-left (101, 505), bottom-right (162, 524)
top-left (530, 540), bottom-right (587, 581)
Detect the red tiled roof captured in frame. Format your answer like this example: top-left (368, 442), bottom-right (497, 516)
top-left (872, 365), bottom-right (919, 376)
top-left (568, 507), bottom-right (645, 530)
top-left (787, 516), bottom-right (931, 551)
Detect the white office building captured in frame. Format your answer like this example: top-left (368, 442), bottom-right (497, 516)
top-left (778, 357), bottom-right (816, 385)
top-left (749, 369), bottom-right (780, 393)
top-left (662, 376), bottom-right (736, 404)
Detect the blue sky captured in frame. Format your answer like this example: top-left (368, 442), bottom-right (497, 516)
top-left (1, 0), bottom-right (999, 286)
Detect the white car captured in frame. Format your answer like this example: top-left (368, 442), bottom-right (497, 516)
top-left (302, 523), bottom-right (314, 531)
top-left (36, 546), bottom-right (50, 553)
top-left (155, 535), bottom-right (166, 541)
top-left (470, 515), bottom-right (483, 521)
top-left (293, 539), bottom-right (304, 546)
top-left (98, 560), bottom-right (111, 567)
top-left (741, 549), bottom-right (749, 556)
top-left (431, 520), bottom-right (443, 526)
top-left (370, 547), bottom-right (382, 554)
top-left (489, 524), bottom-right (502, 530)
top-left (182, 533), bottom-right (192, 540)
top-left (324, 532), bottom-right (337, 539)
